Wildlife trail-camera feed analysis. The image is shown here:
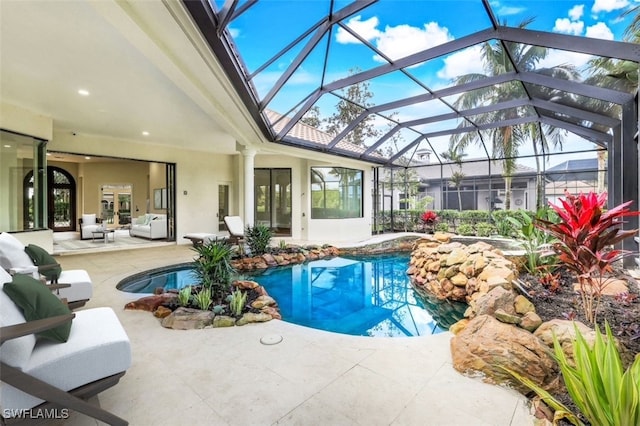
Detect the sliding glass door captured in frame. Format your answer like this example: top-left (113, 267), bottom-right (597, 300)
top-left (255, 168), bottom-right (291, 236)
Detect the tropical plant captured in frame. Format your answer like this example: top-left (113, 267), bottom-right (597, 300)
top-left (441, 145), bottom-right (467, 211)
top-left (450, 18), bottom-right (577, 210)
top-left (457, 223), bottom-right (475, 236)
top-left (194, 287), bottom-right (212, 311)
top-left (508, 322), bottom-right (640, 426)
top-left (475, 222), bottom-right (495, 237)
top-left (421, 210), bottom-right (438, 233)
top-left (536, 191), bottom-right (640, 323)
top-left (229, 289), bottom-right (247, 317)
top-left (435, 222), bottom-right (449, 233)
top-left (508, 208), bottom-right (558, 275)
top-left (192, 240), bottom-right (235, 301)
top-left (177, 286), bottom-right (192, 307)
top-left (245, 224), bottom-right (273, 256)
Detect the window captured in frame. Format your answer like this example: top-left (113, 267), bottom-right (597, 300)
top-left (1, 130), bottom-right (47, 231)
top-left (255, 168), bottom-right (291, 235)
top-left (311, 167), bottom-right (362, 219)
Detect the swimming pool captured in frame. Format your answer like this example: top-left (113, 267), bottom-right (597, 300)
top-left (118, 254), bottom-right (465, 337)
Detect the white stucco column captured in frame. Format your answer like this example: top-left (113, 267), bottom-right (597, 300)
top-left (242, 148), bottom-right (256, 227)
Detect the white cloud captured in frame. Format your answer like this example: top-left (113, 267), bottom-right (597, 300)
top-left (585, 22), bottom-right (615, 39)
top-left (437, 45), bottom-right (484, 80)
top-left (336, 15), bottom-right (380, 44)
top-left (592, 0), bottom-right (629, 13)
top-left (538, 49), bottom-right (593, 70)
top-left (568, 4), bottom-right (585, 20)
top-left (336, 15), bottom-right (453, 63)
top-left (375, 22), bottom-right (453, 62)
top-left (553, 18), bottom-right (584, 35)
top-left (228, 27), bottom-right (240, 39)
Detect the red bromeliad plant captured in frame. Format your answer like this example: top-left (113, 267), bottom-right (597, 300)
top-left (535, 191), bottom-right (640, 324)
top-left (421, 210), bottom-right (438, 233)
top-left (421, 210), bottom-right (438, 225)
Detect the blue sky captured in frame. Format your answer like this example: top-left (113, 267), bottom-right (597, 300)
top-left (224, 0), bottom-right (638, 166)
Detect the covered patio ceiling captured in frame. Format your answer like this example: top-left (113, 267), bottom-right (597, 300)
top-left (184, 0), bottom-right (639, 169)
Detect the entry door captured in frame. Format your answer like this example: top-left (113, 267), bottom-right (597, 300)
top-left (218, 184), bottom-right (230, 231)
top-left (101, 184), bottom-right (132, 227)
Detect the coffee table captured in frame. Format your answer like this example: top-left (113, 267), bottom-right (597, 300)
top-left (91, 229), bottom-right (115, 244)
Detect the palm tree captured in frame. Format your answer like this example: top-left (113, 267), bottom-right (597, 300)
top-left (441, 146), bottom-right (466, 211)
top-left (450, 19), bottom-right (577, 210)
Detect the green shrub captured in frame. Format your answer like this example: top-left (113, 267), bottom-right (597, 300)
top-left (192, 240), bottom-right (235, 301)
top-left (177, 286), bottom-right (192, 307)
top-left (456, 223), bottom-right (475, 236)
top-left (245, 224), bottom-right (273, 256)
top-left (194, 287), bottom-right (212, 311)
top-left (435, 222), bottom-right (449, 232)
top-left (508, 208), bottom-right (558, 276)
top-left (508, 322), bottom-right (640, 426)
top-left (475, 222), bottom-right (495, 237)
top-left (459, 210), bottom-right (490, 224)
top-left (229, 289), bottom-right (247, 317)
top-left (436, 210), bottom-right (460, 222)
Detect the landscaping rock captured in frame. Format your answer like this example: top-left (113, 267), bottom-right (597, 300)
top-left (472, 286), bottom-right (516, 317)
top-left (534, 319), bottom-right (597, 365)
top-left (450, 315), bottom-right (559, 393)
top-left (261, 306), bottom-right (282, 320)
top-left (161, 307), bottom-right (214, 330)
top-left (520, 311), bottom-right (542, 332)
top-left (514, 295), bottom-right (535, 314)
top-left (494, 308), bottom-right (521, 325)
top-left (212, 315), bottom-right (236, 328)
top-left (153, 306), bottom-right (172, 319)
top-left (251, 295), bottom-right (276, 309)
top-left (124, 294), bottom-right (177, 312)
top-left (236, 312), bottom-right (273, 326)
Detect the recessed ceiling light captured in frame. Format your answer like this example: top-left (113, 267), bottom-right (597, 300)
top-left (3, 144), bottom-right (11, 148)
top-left (85, 156), bottom-right (91, 160)
top-left (142, 131), bottom-right (149, 136)
top-left (78, 89), bottom-right (90, 96)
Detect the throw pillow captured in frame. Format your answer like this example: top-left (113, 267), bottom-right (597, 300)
top-left (81, 214), bottom-right (96, 226)
top-left (24, 244), bottom-right (62, 281)
top-left (2, 274), bottom-right (73, 343)
top-left (136, 216), bottom-right (146, 225)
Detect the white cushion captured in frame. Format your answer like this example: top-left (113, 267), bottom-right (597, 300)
top-left (0, 280), bottom-right (37, 370)
top-left (54, 270), bottom-right (93, 302)
top-left (1, 307), bottom-right (132, 410)
top-left (224, 216), bottom-right (245, 237)
top-left (0, 267), bottom-right (12, 285)
top-left (0, 232), bottom-right (33, 271)
top-left (81, 214), bottom-right (96, 226)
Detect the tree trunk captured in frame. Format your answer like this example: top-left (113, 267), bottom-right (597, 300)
top-left (504, 175), bottom-right (512, 210)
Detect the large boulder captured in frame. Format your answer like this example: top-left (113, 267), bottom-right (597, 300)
top-left (451, 315), bottom-right (559, 394)
top-left (161, 307), bottom-right (214, 330)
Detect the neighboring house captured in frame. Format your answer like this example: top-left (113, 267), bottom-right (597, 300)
top-left (544, 157), bottom-right (603, 204)
top-left (414, 157), bottom-right (537, 211)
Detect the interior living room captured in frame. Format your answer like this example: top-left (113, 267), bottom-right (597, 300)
top-left (47, 152), bottom-right (174, 254)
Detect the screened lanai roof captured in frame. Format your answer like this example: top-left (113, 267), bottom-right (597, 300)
top-left (184, 0), bottom-right (640, 168)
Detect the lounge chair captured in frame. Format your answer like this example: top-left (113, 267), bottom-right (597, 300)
top-left (223, 216), bottom-right (245, 245)
top-left (0, 268), bottom-right (132, 425)
top-left (0, 232), bottom-right (92, 309)
top-left (183, 232), bottom-right (229, 246)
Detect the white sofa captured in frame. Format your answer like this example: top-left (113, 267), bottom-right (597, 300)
top-left (129, 214), bottom-right (167, 240)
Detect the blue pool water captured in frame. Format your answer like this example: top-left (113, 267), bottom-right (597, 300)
top-left (118, 255), bottom-right (463, 337)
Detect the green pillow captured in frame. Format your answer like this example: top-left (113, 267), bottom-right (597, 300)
top-left (24, 244), bottom-right (62, 281)
top-left (3, 274), bottom-right (73, 343)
